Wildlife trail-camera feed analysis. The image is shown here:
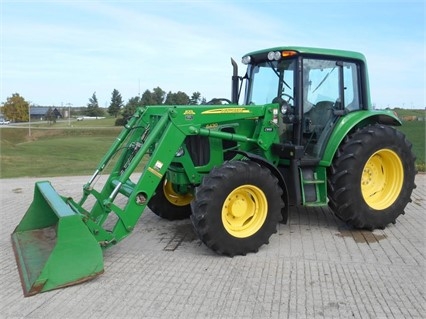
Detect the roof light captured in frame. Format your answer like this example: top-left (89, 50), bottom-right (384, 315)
top-left (281, 50), bottom-right (298, 58)
top-left (267, 51), bottom-right (282, 61)
top-left (242, 55), bottom-right (251, 65)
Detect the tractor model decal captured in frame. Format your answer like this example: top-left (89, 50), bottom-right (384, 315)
top-left (201, 108), bottom-right (250, 114)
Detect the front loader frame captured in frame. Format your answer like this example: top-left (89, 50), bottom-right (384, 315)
top-left (78, 104), bottom-right (280, 248)
top-left (11, 103), bottom-right (282, 296)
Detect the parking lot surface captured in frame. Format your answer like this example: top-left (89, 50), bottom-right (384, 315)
top-left (1, 174), bottom-right (425, 318)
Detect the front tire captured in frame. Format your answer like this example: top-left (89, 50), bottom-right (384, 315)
top-left (191, 161), bottom-right (283, 256)
top-left (148, 178), bottom-right (193, 220)
top-left (328, 124), bottom-right (416, 229)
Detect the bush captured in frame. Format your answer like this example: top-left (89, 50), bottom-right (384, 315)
top-left (115, 117), bottom-right (127, 126)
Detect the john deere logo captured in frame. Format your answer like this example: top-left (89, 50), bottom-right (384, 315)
top-left (184, 110), bottom-right (195, 115)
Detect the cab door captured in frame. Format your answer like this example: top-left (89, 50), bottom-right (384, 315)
top-left (300, 58), bottom-right (362, 159)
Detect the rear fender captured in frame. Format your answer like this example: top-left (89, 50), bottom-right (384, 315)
top-left (320, 110), bottom-right (401, 166)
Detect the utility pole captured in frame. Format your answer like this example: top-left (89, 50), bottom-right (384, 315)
top-left (28, 104), bottom-right (31, 137)
top-left (66, 103), bottom-right (72, 126)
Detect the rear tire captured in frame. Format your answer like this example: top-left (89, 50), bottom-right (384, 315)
top-left (191, 161), bottom-right (283, 256)
top-left (328, 124), bottom-right (416, 230)
top-left (148, 178), bottom-right (193, 220)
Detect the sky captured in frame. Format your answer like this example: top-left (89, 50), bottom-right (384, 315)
top-left (1, 0), bottom-right (425, 109)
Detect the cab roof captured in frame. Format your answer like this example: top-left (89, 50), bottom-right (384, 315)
top-left (243, 46), bottom-right (366, 62)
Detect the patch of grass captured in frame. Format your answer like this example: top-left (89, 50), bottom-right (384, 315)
top-left (0, 127), bottom-right (121, 178)
top-left (69, 117), bottom-right (117, 127)
top-left (393, 108), bottom-right (425, 119)
top-left (28, 117), bottom-right (117, 128)
top-left (396, 120), bottom-right (425, 171)
top-left (1, 110), bottom-right (424, 178)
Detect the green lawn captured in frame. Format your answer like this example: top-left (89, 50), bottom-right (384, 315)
top-left (31, 117), bottom-right (117, 128)
top-left (396, 119), bottom-right (425, 171)
top-left (1, 110), bottom-right (424, 178)
top-left (0, 126), bottom-right (121, 178)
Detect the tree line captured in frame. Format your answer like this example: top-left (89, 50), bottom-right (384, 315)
top-left (103, 87), bottom-right (205, 123)
top-left (1, 88), bottom-right (208, 124)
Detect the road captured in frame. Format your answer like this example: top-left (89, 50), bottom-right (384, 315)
top-left (1, 174), bottom-right (425, 318)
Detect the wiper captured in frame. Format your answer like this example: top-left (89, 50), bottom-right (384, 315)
top-left (312, 66), bottom-right (336, 93)
top-left (267, 61), bottom-right (291, 90)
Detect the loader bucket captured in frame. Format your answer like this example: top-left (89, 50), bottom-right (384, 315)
top-left (11, 181), bottom-right (104, 297)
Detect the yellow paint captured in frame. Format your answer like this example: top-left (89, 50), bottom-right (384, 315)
top-left (147, 167), bottom-right (163, 179)
top-left (202, 108), bottom-right (250, 114)
top-left (221, 185), bottom-right (267, 238)
top-left (163, 180), bottom-right (193, 206)
top-left (361, 149), bottom-right (404, 210)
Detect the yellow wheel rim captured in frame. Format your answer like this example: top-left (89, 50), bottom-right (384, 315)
top-left (163, 180), bottom-right (193, 206)
top-left (221, 185), bottom-right (268, 238)
top-left (361, 149), bottom-right (404, 210)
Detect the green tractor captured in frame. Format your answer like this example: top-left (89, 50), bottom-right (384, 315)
top-left (12, 46), bottom-right (416, 296)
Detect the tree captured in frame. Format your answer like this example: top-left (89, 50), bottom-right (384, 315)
top-left (140, 87), bottom-right (166, 106)
top-left (189, 92), bottom-right (201, 105)
top-left (140, 90), bottom-right (154, 106)
top-left (1, 93), bottom-right (29, 122)
top-left (122, 96), bottom-right (141, 119)
top-left (164, 91), bottom-right (190, 105)
top-left (108, 89), bottom-right (123, 118)
top-left (151, 87), bottom-right (166, 105)
top-left (45, 107), bottom-right (56, 125)
top-left (86, 92), bottom-right (103, 117)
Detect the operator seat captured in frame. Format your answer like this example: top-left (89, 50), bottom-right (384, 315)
top-left (305, 101), bottom-right (334, 133)
top-left (304, 101), bottom-right (335, 157)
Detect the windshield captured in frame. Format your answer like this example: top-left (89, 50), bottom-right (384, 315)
top-left (244, 58), bottom-right (296, 105)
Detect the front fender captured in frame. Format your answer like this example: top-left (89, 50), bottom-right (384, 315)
top-left (320, 110), bottom-right (401, 166)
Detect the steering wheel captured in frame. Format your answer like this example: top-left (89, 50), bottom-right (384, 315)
top-left (205, 98), bottom-right (232, 105)
top-left (272, 93), bottom-right (294, 107)
top-left (281, 93), bottom-right (294, 105)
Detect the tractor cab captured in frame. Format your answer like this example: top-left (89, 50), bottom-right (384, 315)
top-left (238, 47), bottom-right (366, 160)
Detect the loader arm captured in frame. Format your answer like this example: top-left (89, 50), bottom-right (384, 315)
top-left (78, 103), bottom-right (280, 247)
top-left (80, 111), bottom-right (189, 245)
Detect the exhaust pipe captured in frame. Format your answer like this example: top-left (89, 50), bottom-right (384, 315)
top-left (231, 58), bottom-right (239, 104)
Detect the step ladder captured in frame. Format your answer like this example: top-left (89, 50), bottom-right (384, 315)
top-left (299, 167), bottom-right (327, 206)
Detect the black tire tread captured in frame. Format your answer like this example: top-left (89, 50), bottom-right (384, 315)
top-left (148, 179), bottom-right (192, 220)
top-left (328, 124), bottom-right (416, 230)
top-left (191, 161), bottom-right (283, 256)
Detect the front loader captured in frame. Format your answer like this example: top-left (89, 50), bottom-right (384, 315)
top-left (12, 46), bottom-right (416, 296)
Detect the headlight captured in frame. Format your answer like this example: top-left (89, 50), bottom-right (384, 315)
top-left (281, 104), bottom-right (295, 124)
top-left (175, 147), bottom-right (185, 157)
